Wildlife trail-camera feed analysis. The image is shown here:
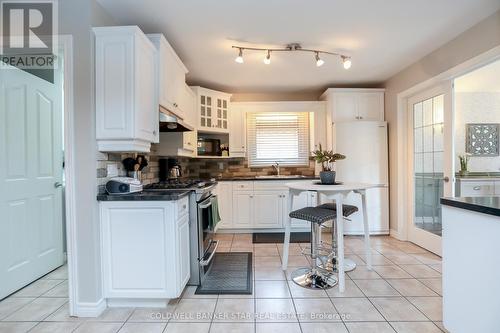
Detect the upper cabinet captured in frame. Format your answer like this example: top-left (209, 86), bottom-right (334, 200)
top-left (94, 26), bottom-right (159, 152)
top-left (191, 87), bottom-right (232, 133)
top-left (229, 105), bottom-right (246, 157)
top-left (321, 88), bottom-right (385, 123)
top-left (147, 34), bottom-right (188, 119)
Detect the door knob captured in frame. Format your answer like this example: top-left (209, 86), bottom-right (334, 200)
top-left (443, 176), bottom-right (450, 183)
top-left (54, 182), bottom-right (63, 188)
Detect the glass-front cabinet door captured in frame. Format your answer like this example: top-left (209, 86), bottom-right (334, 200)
top-left (193, 87), bottom-right (231, 133)
top-left (199, 94), bottom-right (212, 129)
top-left (216, 98), bottom-right (228, 130)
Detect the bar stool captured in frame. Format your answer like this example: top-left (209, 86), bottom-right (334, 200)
top-left (316, 203), bottom-right (359, 272)
top-left (288, 207), bottom-right (338, 289)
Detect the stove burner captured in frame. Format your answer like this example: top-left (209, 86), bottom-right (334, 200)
top-left (144, 179), bottom-right (210, 190)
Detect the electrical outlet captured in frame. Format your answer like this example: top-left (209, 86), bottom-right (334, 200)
top-left (107, 163), bottom-right (119, 177)
top-left (218, 162), bottom-right (224, 170)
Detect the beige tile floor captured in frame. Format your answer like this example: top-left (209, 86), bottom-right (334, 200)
top-left (0, 235), bottom-right (447, 333)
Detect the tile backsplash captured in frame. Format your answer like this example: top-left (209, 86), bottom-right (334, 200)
top-left (177, 157), bottom-right (316, 179)
top-left (96, 147), bottom-right (160, 194)
top-left (97, 147), bottom-right (315, 193)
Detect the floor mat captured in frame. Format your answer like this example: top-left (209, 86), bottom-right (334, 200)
top-left (252, 232), bottom-right (310, 244)
top-left (195, 252), bottom-right (252, 295)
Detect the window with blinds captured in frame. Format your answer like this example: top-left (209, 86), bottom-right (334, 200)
top-left (247, 112), bottom-right (310, 167)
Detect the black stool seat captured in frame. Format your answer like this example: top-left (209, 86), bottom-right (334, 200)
top-left (316, 203), bottom-right (359, 217)
top-left (289, 207), bottom-right (336, 224)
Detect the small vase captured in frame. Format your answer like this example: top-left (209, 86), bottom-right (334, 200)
top-left (320, 171), bottom-right (336, 184)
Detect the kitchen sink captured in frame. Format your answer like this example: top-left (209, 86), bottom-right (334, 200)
top-left (255, 175), bottom-right (307, 179)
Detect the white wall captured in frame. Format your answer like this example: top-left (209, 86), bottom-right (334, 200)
top-left (59, 0), bottom-right (116, 309)
top-left (383, 9), bottom-right (500, 234)
top-left (454, 92), bottom-right (500, 171)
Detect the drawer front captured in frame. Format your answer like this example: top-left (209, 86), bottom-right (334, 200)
top-left (460, 181), bottom-right (495, 197)
top-left (176, 196), bottom-right (189, 217)
top-left (232, 181), bottom-right (254, 191)
top-left (254, 181), bottom-right (288, 191)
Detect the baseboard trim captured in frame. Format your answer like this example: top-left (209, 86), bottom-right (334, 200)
top-left (107, 298), bottom-right (168, 308)
top-left (390, 229), bottom-right (406, 240)
top-left (75, 299), bottom-right (106, 317)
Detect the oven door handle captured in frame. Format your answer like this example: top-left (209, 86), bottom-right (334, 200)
top-left (199, 240), bottom-right (219, 266)
top-left (198, 195), bottom-right (216, 209)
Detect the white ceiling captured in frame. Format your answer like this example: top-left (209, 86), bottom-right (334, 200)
top-left (97, 0), bottom-right (500, 93)
top-left (455, 59), bottom-right (500, 92)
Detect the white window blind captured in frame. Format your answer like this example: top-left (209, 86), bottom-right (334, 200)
top-left (247, 112), bottom-right (310, 167)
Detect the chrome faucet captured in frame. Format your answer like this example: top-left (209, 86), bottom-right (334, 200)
top-left (272, 162), bottom-right (280, 176)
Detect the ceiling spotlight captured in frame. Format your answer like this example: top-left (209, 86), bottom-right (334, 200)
top-left (342, 56), bottom-right (352, 69)
top-left (315, 52), bottom-right (324, 67)
top-left (235, 48), bottom-right (244, 63)
top-left (263, 50), bottom-right (271, 65)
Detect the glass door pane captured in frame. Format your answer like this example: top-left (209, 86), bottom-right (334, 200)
top-left (413, 94), bottom-right (444, 236)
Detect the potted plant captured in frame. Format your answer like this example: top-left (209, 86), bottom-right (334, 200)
top-left (312, 144), bottom-right (346, 184)
top-left (458, 153), bottom-right (471, 176)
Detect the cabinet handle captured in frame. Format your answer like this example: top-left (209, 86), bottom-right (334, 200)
top-left (250, 195), bottom-right (253, 198)
top-left (359, 116), bottom-right (363, 119)
top-left (473, 186), bottom-right (481, 190)
top-left (153, 130), bottom-right (157, 135)
top-left (183, 204), bottom-right (187, 209)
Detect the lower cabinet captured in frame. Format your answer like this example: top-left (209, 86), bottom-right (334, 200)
top-left (253, 191), bottom-right (283, 228)
top-left (99, 198), bottom-right (190, 299)
top-left (217, 180), bottom-right (314, 230)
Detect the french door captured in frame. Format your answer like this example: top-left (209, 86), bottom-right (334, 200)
top-left (407, 81), bottom-right (454, 255)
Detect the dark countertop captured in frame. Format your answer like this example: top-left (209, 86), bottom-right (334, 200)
top-left (440, 197), bottom-right (500, 217)
top-left (97, 190), bottom-right (190, 201)
top-left (217, 176), bottom-right (319, 181)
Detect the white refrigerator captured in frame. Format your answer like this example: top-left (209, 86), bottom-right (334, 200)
top-left (328, 121), bottom-right (389, 235)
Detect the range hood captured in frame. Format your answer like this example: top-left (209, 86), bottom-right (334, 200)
top-left (159, 106), bottom-right (194, 132)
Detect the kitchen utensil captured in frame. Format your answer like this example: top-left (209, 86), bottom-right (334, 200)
top-left (137, 155), bottom-right (148, 170)
top-left (122, 157), bottom-right (137, 172)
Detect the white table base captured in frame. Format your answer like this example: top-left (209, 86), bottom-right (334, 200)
top-left (282, 182), bottom-right (376, 293)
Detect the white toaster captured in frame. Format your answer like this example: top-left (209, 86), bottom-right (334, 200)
top-left (105, 177), bottom-right (143, 194)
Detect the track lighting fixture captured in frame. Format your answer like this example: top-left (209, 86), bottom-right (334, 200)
top-left (342, 56), bottom-right (352, 70)
top-left (232, 43), bottom-right (351, 69)
top-left (263, 50), bottom-right (271, 65)
top-left (315, 52), bottom-right (324, 67)
top-left (235, 48), bottom-right (244, 63)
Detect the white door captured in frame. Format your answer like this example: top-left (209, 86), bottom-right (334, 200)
top-left (407, 81), bottom-right (454, 255)
top-left (0, 66), bottom-right (64, 299)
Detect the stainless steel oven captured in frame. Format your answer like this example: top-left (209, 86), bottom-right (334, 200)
top-left (188, 184), bottom-right (219, 286)
top-left (197, 195), bottom-right (219, 279)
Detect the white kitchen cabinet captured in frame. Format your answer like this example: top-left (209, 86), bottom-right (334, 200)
top-left (99, 197), bottom-right (189, 300)
top-left (233, 192), bottom-right (253, 228)
top-left (147, 34), bottom-right (188, 119)
top-left (320, 88), bottom-right (385, 123)
top-left (191, 86), bottom-right (232, 133)
top-left (215, 182), bottom-right (233, 229)
top-left (253, 191), bottom-right (283, 228)
top-left (94, 26), bottom-right (158, 152)
top-left (457, 179), bottom-right (497, 197)
top-left (176, 214), bottom-right (190, 295)
top-left (217, 180), bottom-right (313, 231)
top-left (157, 131), bottom-right (196, 157)
top-left (229, 105), bottom-right (246, 157)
